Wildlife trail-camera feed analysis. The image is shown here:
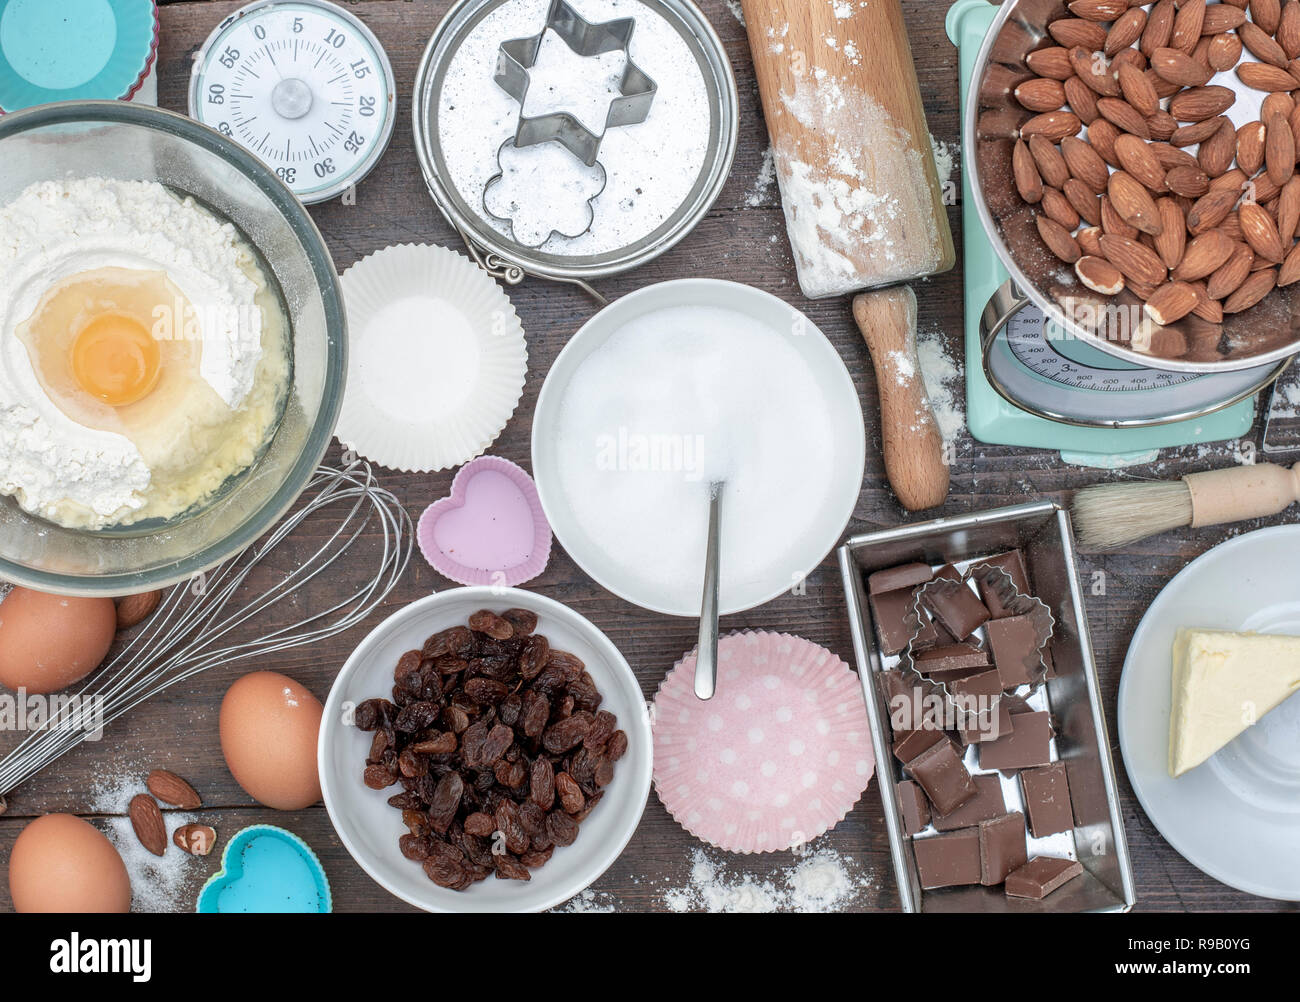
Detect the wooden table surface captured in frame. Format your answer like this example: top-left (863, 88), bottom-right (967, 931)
top-left (0, 0), bottom-right (1296, 914)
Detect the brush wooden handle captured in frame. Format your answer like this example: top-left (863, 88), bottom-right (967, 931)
top-left (738, 0), bottom-right (954, 298)
top-left (1185, 464), bottom-right (1300, 527)
top-left (852, 287), bottom-right (949, 512)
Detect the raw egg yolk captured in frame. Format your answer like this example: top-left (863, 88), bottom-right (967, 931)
top-left (70, 313), bottom-right (161, 406)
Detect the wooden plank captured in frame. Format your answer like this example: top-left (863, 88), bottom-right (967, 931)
top-left (0, 0), bottom-right (1288, 913)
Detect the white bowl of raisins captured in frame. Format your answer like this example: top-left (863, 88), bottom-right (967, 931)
top-left (318, 586), bottom-right (652, 912)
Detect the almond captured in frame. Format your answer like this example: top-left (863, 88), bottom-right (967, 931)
top-left (1109, 170), bottom-right (1165, 234)
top-left (1171, 0), bottom-right (1207, 54)
top-left (1189, 281), bottom-right (1224, 323)
top-left (1075, 254), bottom-right (1126, 294)
top-left (1027, 47), bottom-right (1075, 81)
top-left (1201, 4), bottom-right (1247, 34)
top-left (1223, 266), bottom-right (1278, 311)
top-left (1236, 61), bottom-right (1300, 91)
top-left (1049, 18), bottom-right (1109, 51)
top-left (1107, 8), bottom-right (1149, 56)
top-left (1150, 46), bottom-right (1212, 86)
top-left (1266, 114), bottom-right (1297, 186)
top-left (1088, 118), bottom-right (1123, 165)
top-left (115, 590), bottom-right (161, 630)
top-left (1278, 176), bottom-right (1300, 240)
top-left (1013, 140), bottom-right (1044, 204)
top-left (1097, 96), bottom-right (1151, 138)
top-left (1280, 0), bottom-right (1300, 60)
top-left (1144, 282), bottom-right (1200, 325)
top-left (1015, 77), bottom-right (1067, 113)
top-left (1041, 187), bottom-right (1080, 230)
top-left (1221, 209), bottom-right (1247, 243)
top-left (1172, 116), bottom-right (1228, 147)
top-left (1065, 178), bottom-right (1104, 225)
top-left (1113, 132), bottom-right (1167, 191)
top-left (1208, 32), bottom-right (1244, 72)
top-left (1278, 239), bottom-right (1300, 284)
top-left (1240, 21), bottom-right (1289, 67)
top-left (1028, 134), bottom-right (1071, 188)
top-left (1151, 142), bottom-right (1200, 170)
top-left (1117, 62), bottom-right (1160, 117)
top-left (1068, 0), bottom-right (1128, 19)
top-left (1187, 185), bottom-right (1240, 233)
top-left (1100, 233), bottom-right (1168, 285)
top-left (1141, 0), bottom-right (1177, 57)
top-left (1198, 117), bottom-right (1237, 177)
top-left (1239, 200), bottom-right (1287, 262)
top-left (1020, 110), bottom-right (1083, 142)
top-left (1173, 229), bottom-right (1236, 279)
top-left (1165, 164), bottom-right (1211, 198)
top-left (1061, 135), bottom-right (1111, 192)
top-left (1101, 193), bottom-right (1141, 238)
top-left (1077, 224), bottom-right (1106, 257)
top-left (1207, 241), bottom-right (1256, 298)
top-left (1070, 46), bottom-right (1121, 97)
top-left (147, 768), bottom-right (202, 809)
top-left (1064, 75), bottom-right (1101, 124)
top-left (1237, 121), bottom-right (1268, 175)
top-left (1036, 214), bottom-right (1082, 263)
top-left (174, 823), bottom-right (217, 857)
top-left (1147, 108), bottom-right (1179, 142)
top-left (1253, 0), bottom-right (1283, 35)
top-left (1169, 85), bottom-right (1236, 122)
top-left (129, 793), bottom-right (167, 857)
top-left (1154, 198), bottom-right (1187, 268)
top-left (1261, 92), bottom-right (1295, 124)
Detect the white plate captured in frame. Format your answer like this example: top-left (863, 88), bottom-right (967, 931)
top-left (531, 279), bottom-right (866, 617)
top-left (1118, 524), bottom-right (1300, 900)
top-left (318, 587), bottom-right (652, 912)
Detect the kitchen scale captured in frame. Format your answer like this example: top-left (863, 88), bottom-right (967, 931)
top-left (189, 0), bottom-right (396, 204)
top-left (949, 0), bottom-right (1276, 468)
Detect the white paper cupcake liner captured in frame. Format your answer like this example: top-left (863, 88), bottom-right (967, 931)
top-left (335, 243), bottom-right (527, 472)
top-left (653, 631), bottom-right (875, 854)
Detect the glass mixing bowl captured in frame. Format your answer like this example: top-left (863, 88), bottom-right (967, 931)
top-left (0, 102), bottom-right (346, 596)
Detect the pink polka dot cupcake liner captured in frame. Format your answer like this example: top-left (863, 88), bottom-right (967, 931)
top-left (652, 631), bottom-right (875, 854)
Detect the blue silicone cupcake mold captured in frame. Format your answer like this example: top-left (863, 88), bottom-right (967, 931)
top-left (0, 0), bottom-right (158, 112)
top-left (197, 825), bottom-right (333, 914)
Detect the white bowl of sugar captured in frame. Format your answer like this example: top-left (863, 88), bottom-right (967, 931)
top-left (531, 279), bottom-right (866, 617)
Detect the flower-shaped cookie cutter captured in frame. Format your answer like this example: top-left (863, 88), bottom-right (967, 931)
top-left (482, 137), bottom-right (608, 248)
top-left (899, 564), bottom-right (1056, 733)
top-left (493, 0), bottom-right (658, 167)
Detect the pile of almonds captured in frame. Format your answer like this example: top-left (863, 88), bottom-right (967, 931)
top-left (127, 768), bottom-right (215, 858)
top-left (1011, 0), bottom-right (1300, 340)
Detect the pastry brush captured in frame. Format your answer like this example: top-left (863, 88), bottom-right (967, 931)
top-left (1071, 463), bottom-right (1300, 550)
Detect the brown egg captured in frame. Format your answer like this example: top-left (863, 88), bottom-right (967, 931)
top-left (220, 671), bottom-right (323, 811)
top-left (0, 588), bottom-right (116, 694)
top-left (8, 814), bottom-right (131, 912)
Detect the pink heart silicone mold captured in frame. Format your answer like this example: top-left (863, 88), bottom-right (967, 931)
top-left (417, 456), bottom-right (552, 587)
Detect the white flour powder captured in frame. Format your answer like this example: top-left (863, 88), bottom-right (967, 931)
top-left (661, 846), bottom-right (870, 913)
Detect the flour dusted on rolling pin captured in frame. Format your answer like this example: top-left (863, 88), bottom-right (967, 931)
top-left (740, 0), bottom-right (955, 298)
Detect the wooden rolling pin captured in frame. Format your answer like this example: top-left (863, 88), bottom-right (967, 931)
top-left (739, 0), bottom-right (954, 299)
top-left (852, 288), bottom-right (949, 512)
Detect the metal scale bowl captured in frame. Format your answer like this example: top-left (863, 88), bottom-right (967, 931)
top-left (960, 0), bottom-right (1295, 437)
top-left (413, 0), bottom-right (737, 300)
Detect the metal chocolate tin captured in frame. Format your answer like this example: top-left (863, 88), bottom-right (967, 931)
top-left (838, 501), bottom-right (1137, 913)
top-left (413, 0), bottom-right (738, 298)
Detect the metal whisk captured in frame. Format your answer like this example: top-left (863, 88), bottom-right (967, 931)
top-left (0, 461), bottom-right (413, 805)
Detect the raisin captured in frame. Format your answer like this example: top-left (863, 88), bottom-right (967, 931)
top-left (423, 626), bottom-right (472, 659)
top-left (428, 772), bottom-right (464, 833)
top-left (495, 759), bottom-right (527, 790)
top-left (606, 730), bottom-right (628, 761)
top-left (585, 710), bottom-right (617, 750)
top-left (521, 690), bottom-right (550, 738)
top-left (393, 650), bottom-right (422, 683)
top-left (368, 728), bottom-right (392, 763)
top-left (530, 757), bottom-right (555, 810)
top-left (499, 692), bottom-right (522, 727)
top-left (572, 789), bottom-right (604, 822)
top-left (555, 772), bottom-right (585, 814)
top-left (443, 704), bottom-right (470, 734)
top-left (479, 723), bottom-right (514, 764)
top-left (594, 757), bottom-right (615, 787)
top-left (469, 609), bottom-right (514, 640)
top-left (461, 718), bottom-right (489, 767)
top-left (463, 811), bottom-right (495, 837)
top-left (398, 748), bottom-right (428, 778)
top-left (518, 634), bottom-right (550, 679)
top-left (493, 855), bottom-right (532, 881)
top-left (411, 732), bottom-right (457, 755)
top-left (501, 608), bottom-right (538, 635)
top-left (364, 763), bottom-right (397, 790)
top-left (394, 700), bottom-right (440, 733)
top-left (543, 713), bottom-right (592, 754)
top-left (546, 810), bottom-right (580, 847)
top-left (494, 801), bottom-right (530, 855)
top-left (353, 698), bottom-right (385, 731)
top-left (400, 834), bottom-right (432, 860)
top-left (424, 857), bottom-right (470, 889)
top-left (464, 677), bottom-right (509, 705)
top-left (518, 800), bottom-right (546, 837)
top-left (520, 846), bottom-right (554, 868)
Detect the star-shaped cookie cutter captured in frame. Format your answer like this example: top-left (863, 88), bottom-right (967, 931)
top-left (493, 0), bottom-right (658, 167)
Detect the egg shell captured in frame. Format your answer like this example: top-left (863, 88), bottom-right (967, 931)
top-left (220, 671), bottom-right (323, 811)
top-left (8, 814), bottom-right (131, 913)
top-left (0, 588), bottom-right (116, 694)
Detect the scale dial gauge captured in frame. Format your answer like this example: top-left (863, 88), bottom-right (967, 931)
top-left (189, 0), bottom-right (396, 203)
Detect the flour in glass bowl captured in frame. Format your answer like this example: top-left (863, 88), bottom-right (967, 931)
top-left (436, 0), bottom-right (712, 257)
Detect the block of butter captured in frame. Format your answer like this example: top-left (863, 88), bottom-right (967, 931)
top-left (1169, 627), bottom-right (1300, 777)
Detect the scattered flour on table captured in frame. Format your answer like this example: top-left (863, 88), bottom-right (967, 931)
top-left (725, 0), bottom-right (745, 25)
top-left (930, 135), bottom-right (959, 191)
top-left (916, 326), bottom-right (965, 446)
top-left (555, 888), bottom-right (619, 913)
top-left (746, 146), bottom-right (776, 207)
top-left (661, 845), bottom-right (871, 913)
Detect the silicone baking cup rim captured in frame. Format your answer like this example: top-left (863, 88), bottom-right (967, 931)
top-left (335, 243), bottom-right (527, 473)
top-left (652, 630), bottom-right (874, 854)
top-left (0, 0), bottom-right (159, 113)
top-left (195, 824), bottom-right (332, 914)
top-left (416, 454), bottom-right (553, 587)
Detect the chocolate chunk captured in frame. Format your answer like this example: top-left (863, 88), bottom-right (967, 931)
top-left (974, 550), bottom-right (1030, 618)
top-left (958, 696), bottom-right (1013, 744)
top-left (868, 562), bottom-right (934, 594)
top-left (893, 727), bottom-right (948, 764)
top-left (979, 711), bottom-right (1054, 772)
top-left (922, 578), bottom-right (990, 641)
top-left (911, 611), bottom-right (955, 651)
top-left (914, 643), bottom-right (989, 678)
top-left (914, 828), bottom-right (982, 888)
top-left (869, 586), bottom-right (921, 657)
top-left (935, 563), bottom-right (962, 582)
top-left (1019, 762), bottom-right (1074, 837)
top-left (897, 779), bottom-right (931, 836)
top-left (931, 773), bottom-right (1006, 831)
top-left (979, 811), bottom-right (1028, 885)
top-left (986, 614), bottom-right (1046, 688)
top-left (1005, 856), bottom-right (1084, 899)
top-left (875, 669), bottom-right (912, 709)
top-left (906, 738), bottom-right (977, 814)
